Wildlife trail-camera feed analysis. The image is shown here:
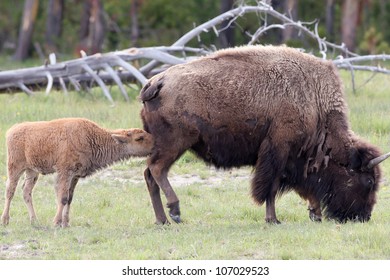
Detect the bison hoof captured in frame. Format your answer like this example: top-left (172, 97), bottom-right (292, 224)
top-left (169, 214), bottom-right (181, 223)
top-left (309, 212), bottom-right (322, 222)
top-left (265, 218), bottom-right (281, 224)
top-left (155, 219), bottom-right (170, 225)
top-left (167, 201), bottom-right (181, 223)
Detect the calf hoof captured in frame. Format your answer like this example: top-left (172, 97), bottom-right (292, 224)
top-left (1, 215), bottom-right (10, 226)
top-left (53, 219), bottom-right (62, 227)
top-left (30, 217), bottom-right (40, 227)
top-left (265, 217), bottom-right (281, 224)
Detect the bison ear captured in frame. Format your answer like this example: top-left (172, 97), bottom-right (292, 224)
top-left (349, 148), bottom-right (363, 170)
top-left (112, 134), bottom-right (129, 144)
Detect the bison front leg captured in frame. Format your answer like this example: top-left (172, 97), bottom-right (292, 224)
top-left (252, 138), bottom-right (288, 224)
top-left (265, 179), bottom-right (281, 224)
top-left (307, 196), bottom-right (322, 222)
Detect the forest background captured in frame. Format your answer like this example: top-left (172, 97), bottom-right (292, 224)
top-left (1, 0), bottom-right (390, 63)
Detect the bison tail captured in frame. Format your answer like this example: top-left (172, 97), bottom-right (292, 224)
top-left (140, 77), bottom-right (164, 102)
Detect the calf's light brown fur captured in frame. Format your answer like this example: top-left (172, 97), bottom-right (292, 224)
top-left (1, 118), bottom-right (153, 227)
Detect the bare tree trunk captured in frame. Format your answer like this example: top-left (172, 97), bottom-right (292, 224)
top-left (45, 0), bottom-right (64, 53)
top-left (379, 0), bottom-right (387, 39)
top-left (282, 0), bottom-right (298, 42)
top-left (79, 1), bottom-right (91, 41)
top-left (219, 0), bottom-right (235, 48)
top-left (130, 0), bottom-right (141, 47)
top-left (13, 0), bottom-right (39, 61)
top-left (77, 0), bottom-right (105, 55)
top-left (341, 0), bottom-right (360, 52)
top-left (326, 0), bottom-right (335, 42)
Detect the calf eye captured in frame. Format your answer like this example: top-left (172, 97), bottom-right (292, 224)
top-left (135, 136), bottom-right (144, 142)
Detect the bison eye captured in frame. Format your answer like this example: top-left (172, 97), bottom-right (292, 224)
top-left (366, 178), bottom-right (373, 187)
top-left (135, 136), bottom-right (144, 142)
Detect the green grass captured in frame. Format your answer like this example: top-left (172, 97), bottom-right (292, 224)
top-left (1, 71), bottom-right (390, 260)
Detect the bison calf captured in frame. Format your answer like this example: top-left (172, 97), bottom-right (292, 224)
top-left (1, 118), bottom-right (153, 227)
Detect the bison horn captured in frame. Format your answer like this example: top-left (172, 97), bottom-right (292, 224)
top-left (367, 152), bottom-right (390, 169)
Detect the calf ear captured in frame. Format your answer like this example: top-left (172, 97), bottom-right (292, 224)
top-left (112, 134), bottom-right (128, 144)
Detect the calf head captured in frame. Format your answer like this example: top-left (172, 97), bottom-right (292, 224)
top-left (112, 128), bottom-right (154, 157)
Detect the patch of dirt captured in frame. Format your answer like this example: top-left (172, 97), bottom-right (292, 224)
top-left (0, 239), bottom-right (43, 259)
top-left (84, 165), bottom-right (252, 188)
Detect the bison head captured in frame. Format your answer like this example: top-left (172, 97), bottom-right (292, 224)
top-left (288, 142), bottom-right (389, 223)
top-left (325, 143), bottom-right (389, 222)
top-left (322, 164), bottom-right (380, 223)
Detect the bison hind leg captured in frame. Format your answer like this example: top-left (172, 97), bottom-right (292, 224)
top-left (144, 167), bottom-right (169, 225)
top-left (146, 146), bottom-right (189, 224)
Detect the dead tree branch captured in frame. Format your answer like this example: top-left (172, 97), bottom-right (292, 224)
top-left (1, 0), bottom-right (390, 102)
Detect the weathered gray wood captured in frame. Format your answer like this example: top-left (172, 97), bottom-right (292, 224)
top-left (1, 1), bottom-right (389, 100)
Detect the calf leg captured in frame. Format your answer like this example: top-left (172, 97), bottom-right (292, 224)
top-left (22, 169), bottom-right (39, 225)
top-left (1, 169), bottom-right (24, 225)
top-left (62, 177), bottom-right (78, 227)
top-left (53, 173), bottom-right (72, 227)
top-left (144, 168), bottom-right (169, 224)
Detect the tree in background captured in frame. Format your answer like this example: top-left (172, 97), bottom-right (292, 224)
top-left (341, 0), bottom-right (363, 53)
top-left (78, 0), bottom-right (105, 55)
top-left (325, 0), bottom-right (335, 42)
top-left (130, 0), bottom-right (142, 47)
top-left (219, 0), bottom-right (235, 48)
top-left (45, 0), bottom-right (64, 53)
top-left (4, 0), bottom-right (390, 60)
top-left (13, 0), bottom-right (39, 61)
top-left (282, 0), bottom-right (298, 42)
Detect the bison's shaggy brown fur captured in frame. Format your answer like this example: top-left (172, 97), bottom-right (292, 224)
top-left (1, 118), bottom-right (153, 227)
top-left (140, 45), bottom-right (386, 224)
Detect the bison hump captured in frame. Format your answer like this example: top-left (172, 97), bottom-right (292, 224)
top-left (140, 77), bottom-right (164, 102)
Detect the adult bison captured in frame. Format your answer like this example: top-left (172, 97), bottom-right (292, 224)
top-left (140, 45), bottom-right (389, 224)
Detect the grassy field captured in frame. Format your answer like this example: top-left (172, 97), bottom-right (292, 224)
top-left (0, 71), bottom-right (390, 260)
